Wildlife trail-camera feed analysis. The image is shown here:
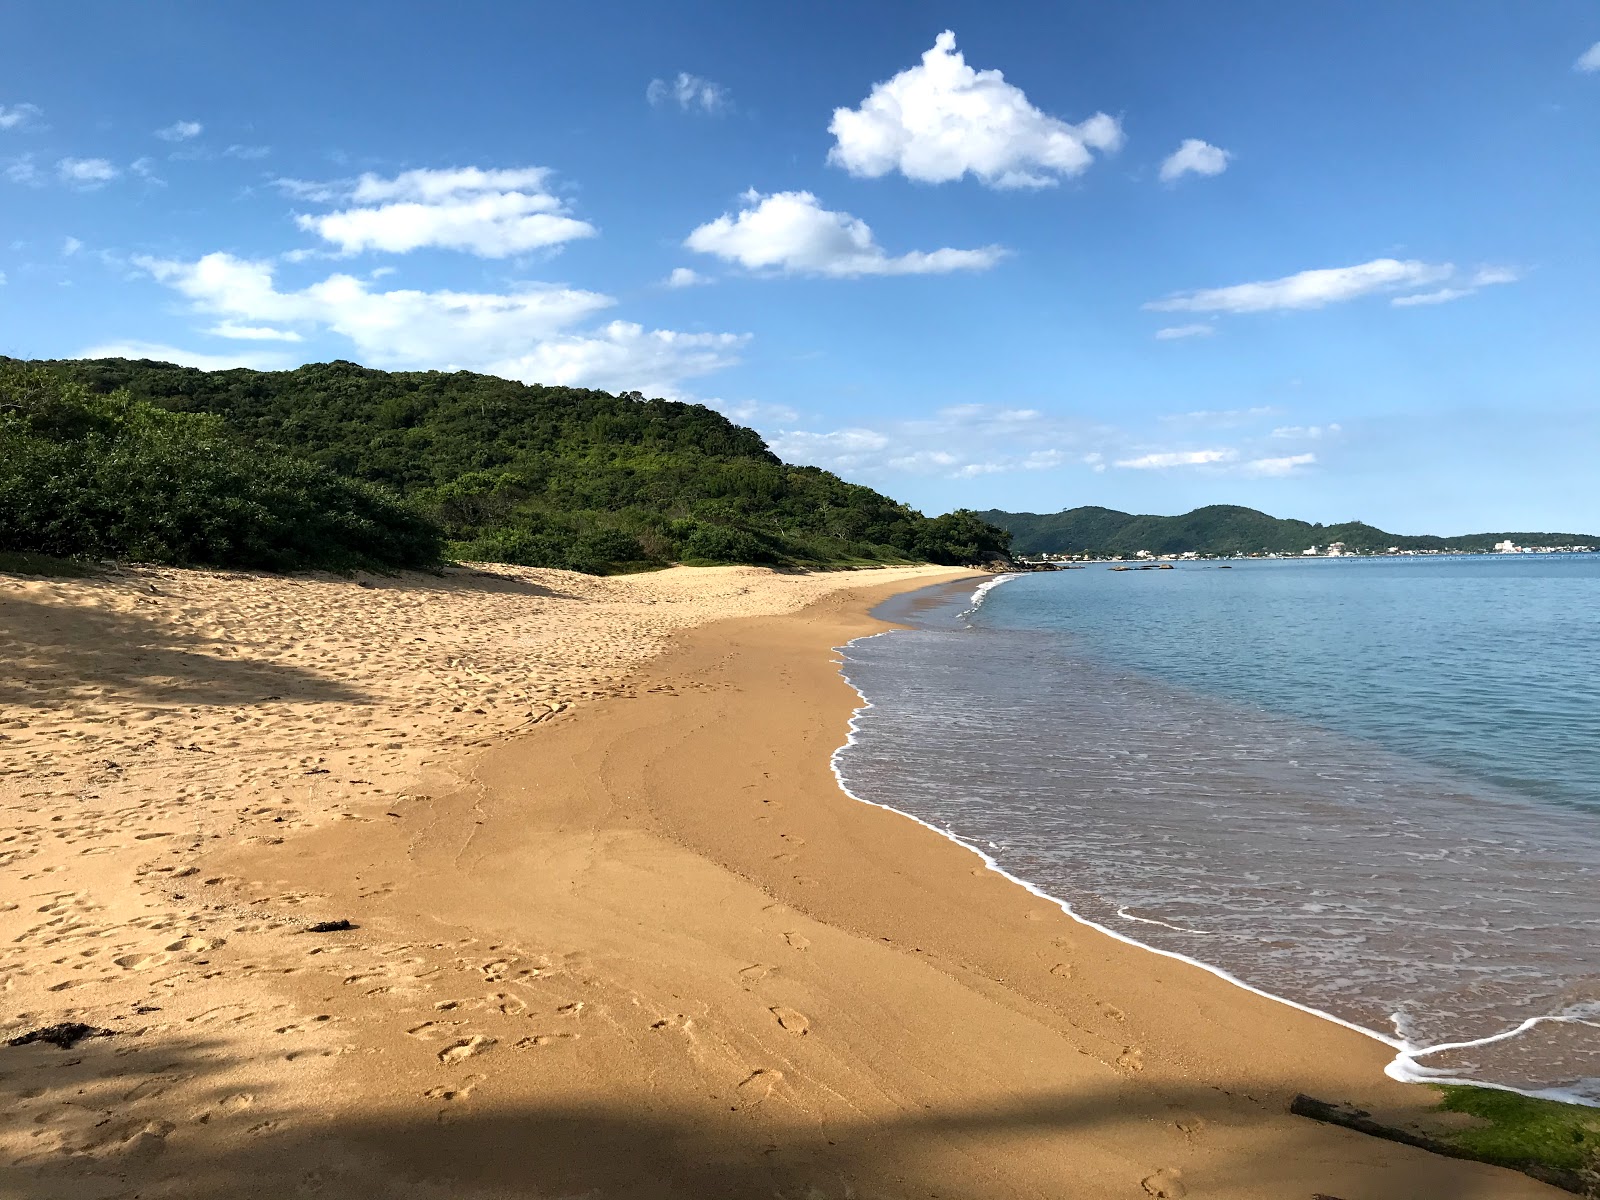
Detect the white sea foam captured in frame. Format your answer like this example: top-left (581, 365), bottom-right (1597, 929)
top-left (830, 573), bottom-right (1600, 1108)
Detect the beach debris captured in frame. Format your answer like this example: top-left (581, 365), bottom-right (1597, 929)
top-left (1289, 1094), bottom-right (1595, 1195)
top-left (8, 1022), bottom-right (115, 1050)
top-left (306, 918), bottom-right (357, 933)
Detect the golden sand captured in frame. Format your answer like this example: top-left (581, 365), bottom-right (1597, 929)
top-left (0, 563), bottom-right (1560, 1197)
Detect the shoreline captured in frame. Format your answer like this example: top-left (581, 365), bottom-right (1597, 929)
top-left (855, 575), bottom-right (1598, 1112)
top-left (1, 565), bottom-right (1566, 1196)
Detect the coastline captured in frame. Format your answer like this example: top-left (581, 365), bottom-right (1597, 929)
top-left (0, 565), bottom-right (1565, 1197)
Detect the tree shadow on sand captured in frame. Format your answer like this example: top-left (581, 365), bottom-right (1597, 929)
top-left (0, 593), bottom-right (370, 712)
top-left (0, 1031), bottom-right (1551, 1200)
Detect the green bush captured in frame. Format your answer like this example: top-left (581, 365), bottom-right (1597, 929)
top-left (0, 364), bottom-right (442, 571)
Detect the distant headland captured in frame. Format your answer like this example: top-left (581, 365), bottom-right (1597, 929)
top-left (979, 504), bottom-right (1598, 560)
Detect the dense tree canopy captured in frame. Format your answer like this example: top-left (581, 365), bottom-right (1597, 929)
top-left (0, 363), bottom-right (442, 571)
top-left (10, 357), bottom-right (1011, 573)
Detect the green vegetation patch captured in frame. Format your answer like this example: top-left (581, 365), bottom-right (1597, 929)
top-left (0, 363), bottom-right (442, 573)
top-left (0, 551), bottom-right (105, 578)
top-left (1432, 1084), bottom-right (1600, 1175)
top-left (21, 357), bottom-right (1010, 574)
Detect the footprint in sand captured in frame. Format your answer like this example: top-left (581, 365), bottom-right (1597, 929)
top-left (1100, 1003), bottom-right (1126, 1022)
top-left (1049, 962), bottom-right (1074, 979)
top-left (166, 936), bottom-right (221, 954)
top-left (487, 992), bottom-right (526, 1015)
top-left (1140, 1167), bottom-right (1186, 1198)
top-left (554, 1001), bottom-right (584, 1017)
top-left (437, 1035), bottom-right (495, 1064)
top-left (514, 1033), bottom-right (577, 1048)
top-left (736, 1068), bottom-right (783, 1105)
top-left (424, 1074), bottom-right (484, 1101)
top-left (769, 1007), bottom-right (810, 1036)
top-left (406, 1020), bottom-right (462, 1040)
top-left (1117, 1046), bottom-right (1144, 1072)
top-left (738, 964), bottom-right (775, 985)
top-left (782, 932), bottom-right (809, 951)
top-left (113, 952), bottom-right (172, 971)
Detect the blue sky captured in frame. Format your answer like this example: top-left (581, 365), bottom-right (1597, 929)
top-left (4, 1), bottom-right (1598, 533)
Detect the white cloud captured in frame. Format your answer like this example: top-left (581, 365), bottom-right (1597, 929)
top-left (57, 157), bottom-right (120, 188)
top-left (686, 189), bottom-right (1005, 277)
top-left (646, 73), bottom-right (729, 113)
top-left (4, 155), bottom-right (43, 185)
top-left (156, 120), bottom-right (203, 142)
top-left (1270, 423), bottom-right (1340, 439)
top-left (0, 270), bottom-right (7, 286)
top-left (1159, 138), bottom-right (1230, 182)
top-left (1147, 258), bottom-right (1454, 313)
top-left (1115, 448), bottom-right (1236, 469)
top-left (768, 404), bottom-right (1092, 479)
top-left (0, 102), bottom-right (42, 130)
top-left (665, 266), bottom-right (709, 288)
top-left (76, 340), bottom-right (296, 371)
top-left (224, 144), bottom-right (271, 160)
top-left (206, 322), bottom-right (304, 342)
top-left (482, 321), bottom-right (747, 394)
top-left (704, 397), bottom-right (800, 426)
top-left (61, 236), bottom-right (82, 256)
top-left (134, 252), bottom-right (744, 396)
top-left (1390, 265), bottom-right (1520, 307)
top-left (827, 30), bottom-right (1122, 188)
top-left (291, 166), bottom-right (596, 258)
top-left (1244, 452), bottom-right (1316, 476)
top-left (1154, 323), bottom-right (1214, 340)
top-left (129, 157), bottom-right (164, 185)
top-left (1576, 42), bottom-right (1600, 72)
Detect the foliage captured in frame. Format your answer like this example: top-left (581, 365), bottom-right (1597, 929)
top-left (1433, 1085), bottom-right (1600, 1174)
top-left (26, 357), bottom-right (1011, 573)
top-left (0, 363), bottom-right (443, 572)
top-left (980, 503), bottom-right (1597, 557)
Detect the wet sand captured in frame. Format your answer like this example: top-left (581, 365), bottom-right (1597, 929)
top-left (0, 563), bottom-right (1563, 1197)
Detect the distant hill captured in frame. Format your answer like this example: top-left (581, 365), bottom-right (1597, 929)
top-left (5, 357), bottom-right (1010, 574)
top-left (978, 504), bottom-right (1597, 557)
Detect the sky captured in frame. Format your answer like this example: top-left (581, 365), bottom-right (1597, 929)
top-left (3, 1), bottom-right (1598, 534)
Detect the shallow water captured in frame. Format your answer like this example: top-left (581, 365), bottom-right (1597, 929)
top-left (837, 557), bottom-right (1600, 1102)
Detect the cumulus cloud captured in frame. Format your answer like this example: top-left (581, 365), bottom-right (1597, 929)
top-left (58, 157), bottom-right (120, 188)
top-left (1159, 138), bottom-right (1230, 182)
top-left (1146, 258), bottom-right (1458, 313)
top-left (1244, 452), bottom-right (1316, 476)
top-left (646, 72), bottom-right (729, 113)
top-left (0, 102), bottom-right (42, 130)
top-left (1576, 42), bottom-right (1600, 72)
top-left (1154, 323), bottom-right (1214, 340)
top-left (664, 266), bottom-right (709, 288)
top-left (4, 155), bottom-right (43, 185)
top-left (685, 189), bottom-right (1005, 277)
top-left (156, 120), bottom-right (203, 142)
top-left (290, 166), bottom-right (597, 258)
top-left (827, 30), bottom-right (1122, 188)
top-left (133, 252), bottom-right (744, 396)
top-left (62, 236), bottom-right (83, 256)
top-left (1115, 449), bottom-right (1236, 469)
top-left (76, 340), bottom-right (296, 371)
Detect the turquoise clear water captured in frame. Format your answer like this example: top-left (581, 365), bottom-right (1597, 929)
top-left (836, 556), bottom-right (1600, 1102)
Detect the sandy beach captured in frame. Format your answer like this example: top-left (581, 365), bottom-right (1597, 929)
top-left (0, 562), bottom-right (1565, 1199)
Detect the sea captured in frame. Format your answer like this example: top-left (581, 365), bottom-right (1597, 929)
top-left (834, 555), bottom-right (1600, 1104)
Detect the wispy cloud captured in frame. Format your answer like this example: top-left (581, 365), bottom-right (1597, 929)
top-left (77, 340), bottom-right (296, 371)
top-left (1115, 448), bottom-right (1236, 469)
top-left (1244, 452), bottom-right (1316, 476)
top-left (1576, 41), bottom-right (1600, 72)
top-left (206, 322), bottom-right (304, 342)
top-left (1390, 266), bottom-right (1520, 307)
top-left (646, 72), bottom-right (730, 113)
top-left (57, 157), bottom-right (120, 188)
top-left (1154, 323), bottom-right (1214, 340)
top-left (156, 120), bottom-right (203, 142)
top-left (0, 102), bottom-right (42, 131)
top-left (1147, 258), bottom-right (1452, 314)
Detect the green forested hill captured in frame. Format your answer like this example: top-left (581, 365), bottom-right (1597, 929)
top-left (980, 504), bottom-right (1597, 557)
top-left (6, 356), bottom-right (1009, 573)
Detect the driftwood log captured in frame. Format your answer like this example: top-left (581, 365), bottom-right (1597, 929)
top-left (1289, 1094), bottom-right (1596, 1196)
